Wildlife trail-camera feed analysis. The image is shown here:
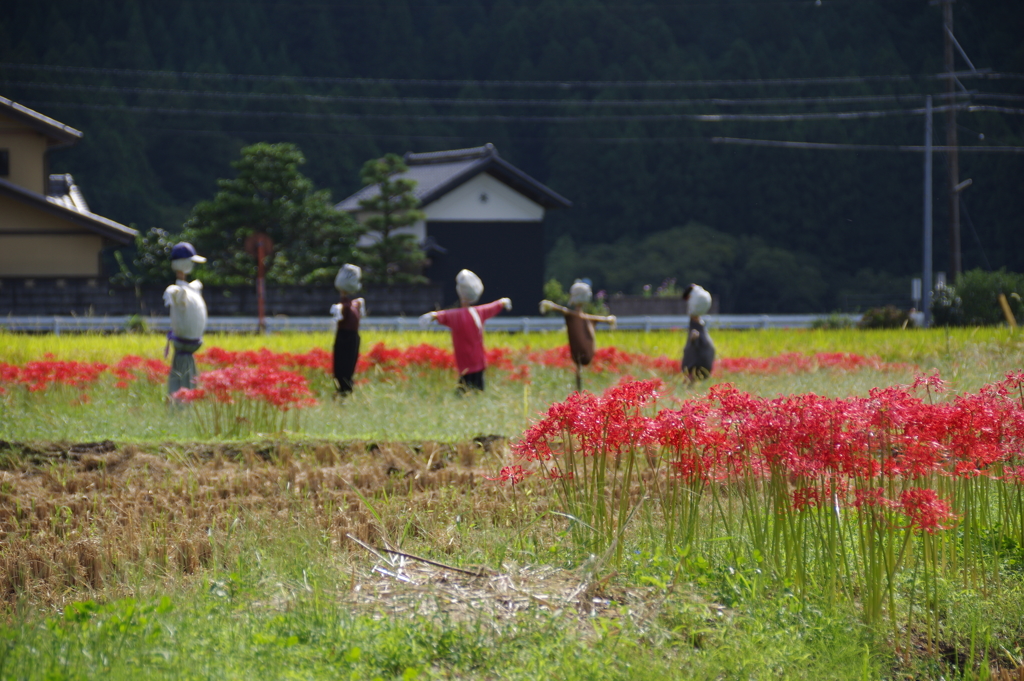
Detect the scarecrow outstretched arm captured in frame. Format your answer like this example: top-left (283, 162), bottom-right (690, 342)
top-left (580, 312), bottom-right (617, 328)
top-left (539, 299), bottom-right (568, 314)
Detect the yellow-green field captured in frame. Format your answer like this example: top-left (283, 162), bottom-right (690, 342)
top-left (3, 325), bottom-right (1019, 364)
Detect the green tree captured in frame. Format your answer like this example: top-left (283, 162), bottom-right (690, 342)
top-left (355, 153), bottom-right (428, 286)
top-left (177, 142), bottom-right (359, 285)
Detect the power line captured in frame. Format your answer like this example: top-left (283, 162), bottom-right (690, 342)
top-left (0, 62), bottom-right (1005, 90)
top-left (4, 79), bottom-right (994, 109)
top-left (108, 0), bottom-right (925, 7)
top-left (711, 136), bottom-right (1024, 152)
top-left (22, 99), bottom-right (984, 123)
top-left (966, 105), bottom-right (1024, 115)
top-left (135, 126), bottom-right (1024, 151)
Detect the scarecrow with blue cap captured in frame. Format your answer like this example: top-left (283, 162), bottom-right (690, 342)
top-left (163, 242), bottom-right (208, 398)
top-left (539, 278), bottom-right (617, 392)
top-left (330, 264), bottom-right (365, 396)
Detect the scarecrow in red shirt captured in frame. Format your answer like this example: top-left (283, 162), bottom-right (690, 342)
top-left (539, 279), bottom-right (616, 392)
top-left (420, 269), bottom-right (511, 392)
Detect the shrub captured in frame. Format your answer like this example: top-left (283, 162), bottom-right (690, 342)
top-left (954, 268), bottom-right (1024, 326)
top-left (930, 285), bottom-right (964, 327)
top-left (858, 306), bottom-right (913, 329)
top-left (812, 312), bottom-right (855, 330)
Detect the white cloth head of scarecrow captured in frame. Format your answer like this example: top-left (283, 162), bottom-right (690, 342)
top-left (686, 284), bottom-right (712, 317)
top-left (334, 264), bottom-right (362, 294)
top-left (568, 279), bottom-right (593, 307)
top-left (456, 269), bottom-right (483, 304)
top-left (170, 242), bottom-right (206, 275)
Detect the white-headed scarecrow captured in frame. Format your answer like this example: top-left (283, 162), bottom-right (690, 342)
top-left (681, 283), bottom-right (715, 382)
top-left (163, 242), bottom-right (208, 398)
top-left (330, 264), bottom-right (365, 396)
top-left (420, 269), bottom-right (511, 393)
top-left (539, 278), bottom-right (617, 392)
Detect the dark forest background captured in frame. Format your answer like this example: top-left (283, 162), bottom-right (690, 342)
top-left (1, 0), bottom-right (1021, 313)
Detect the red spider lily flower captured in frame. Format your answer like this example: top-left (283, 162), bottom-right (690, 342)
top-left (513, 378), bottom-right (662, 467)
top-left (0, 362), bottom-right (20, 385)
top-left (852, 487), bottom-right (897, 510)
top-left (716, 352), bottom-right (912, 375)
top-left (187, 367), bottom-right (315, 410)
top-left (792, 486), bottom-right (822, 511)
top-left (111, 355), bottom-right (168, 386)
top-left (509, 364), bottom-right (532, 383)
top-left (899, 488), bottom-right (956, 532)
top-left (356, 343), bottom-right (455, 375)
top-left (172, 388), bottom-right (207, 403)
top-left (983, 370), bottom-right (1024, 402)
top-left (198, 347), bottom-right (333, 374)
top-left (485, 347), bottom-right (515, 371)
top-left (1003, 466), bottom-right (1024, 485)
top-left (16, 360), bottom-right (108, 391)
top-left (912, 370), bottom-right (948, 395)
top-left (487, 465), bottom-right (533, 485)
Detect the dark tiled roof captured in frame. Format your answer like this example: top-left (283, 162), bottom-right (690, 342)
top-left (0, 96), bottom-right (83, 148)
top-left (336, 143), bottom-right (571, 212)
top-left (0, 175), bottom-right (136, 244)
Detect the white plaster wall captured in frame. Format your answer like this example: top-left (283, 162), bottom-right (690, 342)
top-left (423, 173), bottom-right (544, 222)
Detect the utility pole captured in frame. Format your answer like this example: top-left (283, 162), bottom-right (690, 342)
top-left (941, 0), bottom-right (961, 279)
top-left (923, 96), bottom-right (933, 327)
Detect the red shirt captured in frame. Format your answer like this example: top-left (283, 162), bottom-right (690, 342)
top-left (435, 300), bottom-right (505, 375)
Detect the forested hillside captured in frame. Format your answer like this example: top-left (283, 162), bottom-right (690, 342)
top-left (1, 0), bottom-right (1021, 312)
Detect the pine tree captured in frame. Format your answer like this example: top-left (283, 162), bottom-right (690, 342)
top-left (156, 143), bottom-right (361, 286)
top-left (355, 154), bottom-right (428, 286)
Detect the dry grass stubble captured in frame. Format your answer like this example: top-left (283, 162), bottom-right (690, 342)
top-left (0, 438), bottom-right (684, 635)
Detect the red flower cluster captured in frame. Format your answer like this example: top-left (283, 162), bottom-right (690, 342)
top-left (516, 378), bottom-right (663, 465)
top-left (898, 488), bottom-right (955, 532)
top-left (110, 355), bottom-right (169, 388)
top-left (199, 347), bottom-right (332, 373)
top-left (358, 343), bottom-right (455, 374)
top-left (0, 343), bottom-right (919, 408)
top-left (717, 352), bottom-right (913, 375)
top-left (191, 344), bottom-right (913, 385)
top-left (523, 346), bottom-right (677, 374)
top-left (487, 465), bottom-right (533, 486)
top-left (513, 371), bottom-right (1024, 525)
top-left (174, 366), bottom-right (315, 410)
top-left (1, 357), bottom-right (109, 392)
top-left (0, 355), bottom-right (168, 393)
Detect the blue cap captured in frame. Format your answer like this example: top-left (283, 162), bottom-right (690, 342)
top-left (170, 242), bottom-right (206, 263)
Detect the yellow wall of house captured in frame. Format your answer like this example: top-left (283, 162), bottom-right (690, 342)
top-left (0, 193), bottom-right (81, 231)
top-left (0, 194), bottom-right (102, 276)
top-left (0, 112), bottom-right (47, 195)
top-left (0, 235), bottom-right (102, 276)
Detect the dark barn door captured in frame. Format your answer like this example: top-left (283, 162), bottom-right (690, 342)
top-left (424, 221), bottom-right (545, 314)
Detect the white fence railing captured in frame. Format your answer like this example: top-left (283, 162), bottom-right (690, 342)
top-left (0, 314), bottom-right (861, 335)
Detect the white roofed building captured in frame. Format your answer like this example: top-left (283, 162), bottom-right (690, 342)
top-left (336, 143), bottom-right (570, 311)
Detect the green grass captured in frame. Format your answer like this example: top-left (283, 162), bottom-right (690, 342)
top-left (2, 327), bottom-right (1024, 679)
top-left (0, 519), bottom-right (888, 681)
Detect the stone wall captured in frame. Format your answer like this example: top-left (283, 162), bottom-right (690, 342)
top-left (0, 278), bottom-right (443, 317)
